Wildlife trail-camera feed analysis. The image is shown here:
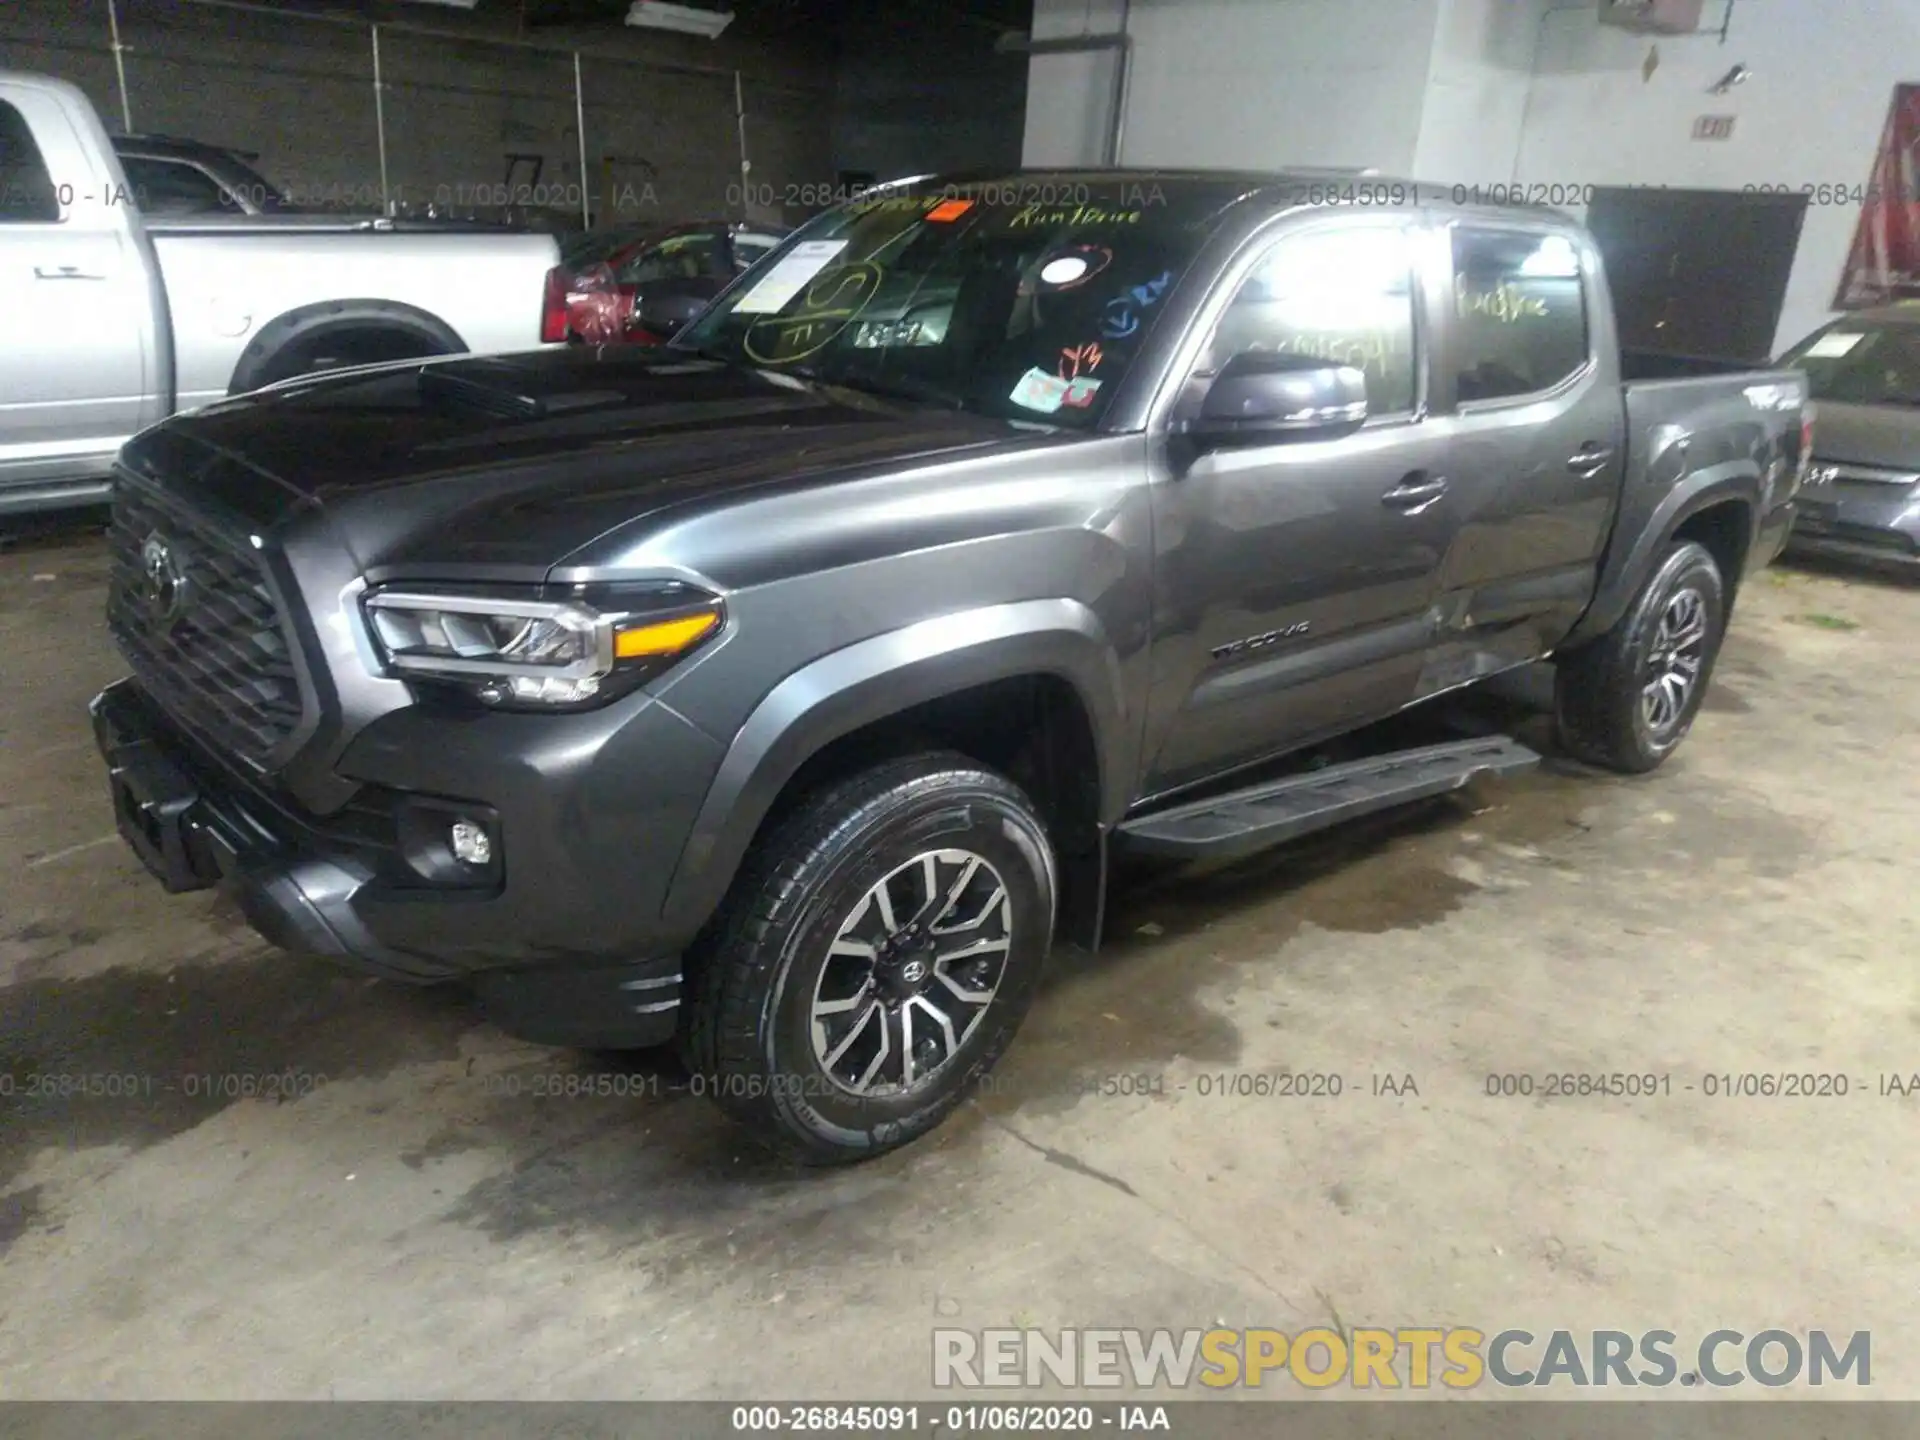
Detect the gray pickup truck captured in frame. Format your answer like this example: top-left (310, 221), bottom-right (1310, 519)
top-left (0, 71), bottom-right (566, 516)
top-left (90, 171), bottom-right (1810, 1161)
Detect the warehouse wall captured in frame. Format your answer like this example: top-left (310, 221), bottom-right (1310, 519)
top-left (1506, 0), bottom-right (1920, 355)
top-left (1023, 0), bottom-right (1914, 354)
top-left (1020, 0), bottom-right (1443, 172)
top-left (1408, 0), bottom-right (1551, 188)
top-left (832, 2), bottom-right (1030, 188)
top-left (0, 0), bottom-right (835, 228)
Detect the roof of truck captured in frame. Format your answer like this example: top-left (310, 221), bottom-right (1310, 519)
top-left (891, 168), bottom-right (1569, 221)
top-left (111, 133), bottom-right (263, 162)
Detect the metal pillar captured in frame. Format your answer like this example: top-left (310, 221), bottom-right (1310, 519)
top-left (106, 0), bottom-right (134, 133)
top-left (994, 23), bottom-right (1132, 168)
top-left (734, 70), bottom-right (750, 219)
top-left (371, 25), bottom-right (391, 214)
top-left (573, 51), bottom-right (591, 229)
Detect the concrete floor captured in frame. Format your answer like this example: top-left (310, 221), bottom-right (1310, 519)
top-left (2, 517), bottom-right (1917, 1401)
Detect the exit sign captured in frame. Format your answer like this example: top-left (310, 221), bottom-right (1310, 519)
top-left (1693, 114), bottom-right (1737, 140)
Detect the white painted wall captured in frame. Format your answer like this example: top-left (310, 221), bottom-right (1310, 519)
top-left (1021, 0), bottom-right (1443, 172)
top-left (1410, 0), bottom-right (1554, 186)
top-left (1509, 0), bottom-right (1920, 355)
top-left (1025, 0), bottom-right (1916, 356)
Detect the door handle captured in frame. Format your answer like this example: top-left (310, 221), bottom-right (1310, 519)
top-left (34, 266), bottom-right (107, 281)
top-left (1382, 473), bottom-right (1449, 512)
top-left (1567, 443), bottom-right (1616, 478)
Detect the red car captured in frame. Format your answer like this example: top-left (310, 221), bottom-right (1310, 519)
top-left (559, 220), bottom-right (790, 344)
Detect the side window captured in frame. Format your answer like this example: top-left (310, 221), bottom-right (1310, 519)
top-left (118, 156), bottom-right (232, 216)
top-left (0, 101), bottom-right (59, 223)
top-left (618, 232), bottom-right (720, 285)
top-left (1200, 225), bottom-right (1418, 416)
top-left (1451, 227), bottom-right (1589, 403)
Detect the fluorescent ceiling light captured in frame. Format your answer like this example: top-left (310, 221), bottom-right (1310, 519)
top-left (626, 1), bottom-right (734, 36)
top-left (395, 0), bottom-right (480, 8)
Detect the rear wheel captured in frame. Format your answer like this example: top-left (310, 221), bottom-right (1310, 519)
top-left (1554, 539), bottom-right (1726, 773)
top-left (681, 752), bottom-right (1056, 1163)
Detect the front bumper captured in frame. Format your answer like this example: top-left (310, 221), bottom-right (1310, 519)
top-left (1787, 479), bottom-right (1920, 570)
top-left (90, 678), bottom-right (693, 1048)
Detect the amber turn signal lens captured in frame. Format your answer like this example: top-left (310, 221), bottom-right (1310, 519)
top-left (613, 609), bottom-right (721, 659)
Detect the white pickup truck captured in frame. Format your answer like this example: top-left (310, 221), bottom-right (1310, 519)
top-left (0, 71), bottom-right (569, 516)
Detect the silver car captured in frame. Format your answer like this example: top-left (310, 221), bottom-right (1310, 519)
top-left (1781, 305), bottom-right (1920, 571)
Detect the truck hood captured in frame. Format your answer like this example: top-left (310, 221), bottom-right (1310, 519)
top-left (1809, 400), bottom-right (1920, 471)
top-left (121, 348), bottom-right (1060, 577)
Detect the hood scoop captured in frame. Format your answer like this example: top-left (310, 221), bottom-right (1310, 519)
top-left (418, 360), bottom-right (626, 422)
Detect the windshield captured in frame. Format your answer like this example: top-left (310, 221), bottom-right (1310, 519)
top-left (671, 182), bottom-right (1221, 427)
top-left (1781, 318), bottom-right (1920, 406)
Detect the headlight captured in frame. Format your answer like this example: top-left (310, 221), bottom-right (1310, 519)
top-left (361, 585), bottom-right (722, 709)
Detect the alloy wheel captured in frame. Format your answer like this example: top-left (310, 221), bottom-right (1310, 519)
top-left (1640, 585), bottom-right (1710, 736)
top-left (809, 848), bottom-right (1013, 1097)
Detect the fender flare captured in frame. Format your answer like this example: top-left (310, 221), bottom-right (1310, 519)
top-left (228, 299), bottom-right (467, 395)
top-left (659, 599), bottom-right (1131, 933)
top-left (1566, 461), bottom-right (1762, 648)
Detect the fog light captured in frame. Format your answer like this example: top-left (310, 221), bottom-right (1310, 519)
top-left (450, 819), bottom-right (492, 866)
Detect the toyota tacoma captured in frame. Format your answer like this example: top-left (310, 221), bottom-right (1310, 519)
top-left (91, 171), bottom-right (1811, 1161)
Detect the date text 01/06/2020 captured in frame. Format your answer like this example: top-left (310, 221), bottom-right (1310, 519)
top-left (1484, 1071), bottom-right (1920, 1098)
top-left (1051, 1071), bottom-right (1419, 1099)
top-left (729, 1404), bottom-right (1171, 1432)
top-left (0, 1071), bottom-right (329, 1101)
top-left (1451, 181), bottom-right (1920, 208)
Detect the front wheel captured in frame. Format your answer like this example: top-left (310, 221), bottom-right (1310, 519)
top-left (1554, 539), bottom-right (1727, 773)
top-left (681, 752), bottom-right (1057, 1163)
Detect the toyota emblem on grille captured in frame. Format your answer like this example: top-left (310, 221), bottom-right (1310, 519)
top-left (139, 532), bottom-right (189, 625)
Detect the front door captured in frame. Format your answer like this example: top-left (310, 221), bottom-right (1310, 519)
top-left (1140, 215), bottom-right (1458, 798)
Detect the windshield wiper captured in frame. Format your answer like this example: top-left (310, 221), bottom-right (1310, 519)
top-left (720, 353), bottom-right (970, 413)
top-left (827, 371), bottom-right (969, 412)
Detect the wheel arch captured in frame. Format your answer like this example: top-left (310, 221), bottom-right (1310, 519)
top-left (1567, 462), bottom-right (1761, 649)
top-left (660, 599), bottom-right (1130, 948)
top-left (228, 298), bottom-right (467, 395)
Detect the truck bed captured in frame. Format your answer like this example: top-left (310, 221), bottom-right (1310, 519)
top-left (1621, 349), bottom-right (1783, 381)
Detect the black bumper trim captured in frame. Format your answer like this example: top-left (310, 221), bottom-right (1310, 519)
top-left (92, 678), bottom-right (457, 983)
top-left (91, 678), bottom-right (689, 1046)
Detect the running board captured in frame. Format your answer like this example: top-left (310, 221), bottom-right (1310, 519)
top-left (1114, 736), bottom-right (1543, 862)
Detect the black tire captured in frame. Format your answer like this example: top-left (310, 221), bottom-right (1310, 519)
top-left (681, 751), bottom-right (1057, 1164)
top-left (1554, 539), bottom-right (1727, 774)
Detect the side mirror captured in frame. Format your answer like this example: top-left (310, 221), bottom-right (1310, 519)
top-left (1187, 351), bottom-right (1369, 445)
top-left (632, 275), bottom-right (723, 338)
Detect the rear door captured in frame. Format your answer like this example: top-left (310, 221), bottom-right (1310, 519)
top-left (0, 82), bottom-right (160, 491)
top-left (1414, 219), bottom-right (1626, 697)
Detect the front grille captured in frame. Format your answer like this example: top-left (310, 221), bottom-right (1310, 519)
top-left (106, 478), bottom-right (304, 766)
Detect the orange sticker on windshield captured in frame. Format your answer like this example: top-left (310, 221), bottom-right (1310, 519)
top-left (926, 199), bottom-right (975, 222)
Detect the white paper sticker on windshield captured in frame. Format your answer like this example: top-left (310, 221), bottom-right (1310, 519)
top-left (1805, 330), bottom-right (1867, 358)
top-left (1040, 256), bottom-right (1090, 286)
top-left (731, 240), bottom-right (850, 314)
top-left (1010, 367), bottom-right (1070, 413)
